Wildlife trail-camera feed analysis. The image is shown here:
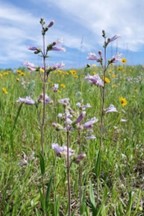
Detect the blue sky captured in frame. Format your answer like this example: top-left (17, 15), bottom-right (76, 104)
top-left (0, 0), bottom-right (144, 69)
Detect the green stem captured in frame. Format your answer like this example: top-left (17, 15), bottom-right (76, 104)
top-left (66, 130), bottom-right (71, 216)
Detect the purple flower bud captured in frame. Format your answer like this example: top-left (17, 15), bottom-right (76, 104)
top-left (74, 153), bottom-right (86, 164)
top-left (16, 96), bottom-right (35, 105)
top-left (74, 111), bottom-right (86, 124)
top-left (47, 20), bottom-right (55, 28)
top-left (52, 122), bottom-right (64, 131)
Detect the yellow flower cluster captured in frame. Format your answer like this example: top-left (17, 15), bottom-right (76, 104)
top-left (17, 70), bottom-right (25, 76)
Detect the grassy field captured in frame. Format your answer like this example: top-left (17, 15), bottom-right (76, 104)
top-left (0, 64), bottom-right (144, 215)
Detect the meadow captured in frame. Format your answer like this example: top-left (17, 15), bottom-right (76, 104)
top-left (0, 19), bottom-right (144, 216)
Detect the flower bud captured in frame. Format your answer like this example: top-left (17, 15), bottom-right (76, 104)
top-left (47, 20), bottom-right (55, 28)
top-left (74, 153), bottom-right (86, 164)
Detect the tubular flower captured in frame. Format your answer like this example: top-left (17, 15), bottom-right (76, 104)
top-left (87, 52), bottom-right (101, 62)
top-left (52, 143), bottom-right (74, 157)
top-left (85, 74), bottom-right (104, 87)
top-left (83, 117), bottom-right (98, 129)
top-left (16, 96), bottom-right (35, 105)
top-left (105, 104), bottom-right (118, 113)
top-left (52, 46), bottom-right (66, 52)
top-left (52, 83), bottom-right (59, 92)
top-left (58, 98), bottom-right (70, 106)
top-left (108, 53), bottom-right (122, 64)
top-left (119, 97), bottom-right (128, 107)
top-left (38, 93), bottom-right (53, 104)
top-left (28, 47), bottom-right (41, 54)
top-left (107, 35), bottom-right (120, 43)
top-left (24, 62), bottom-right (37, 71)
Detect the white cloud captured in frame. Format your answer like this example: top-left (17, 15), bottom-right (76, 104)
top-left (0, 0), bottom-right (143, 68)
top-left (44, 0), bottom-right (144, 51)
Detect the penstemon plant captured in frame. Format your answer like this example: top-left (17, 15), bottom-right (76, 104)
top-left (85, 31), bottom-right (120, 148)
top-left (52, 98), bottom-right (97, 215)
top-left (16, 18), bottom-right (65, 215)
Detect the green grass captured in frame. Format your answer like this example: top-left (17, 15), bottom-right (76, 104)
top-left (0, 65), bottom-right (144, 215)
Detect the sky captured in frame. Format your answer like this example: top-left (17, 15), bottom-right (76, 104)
top-left (0, 0), bottom-right (144, 69)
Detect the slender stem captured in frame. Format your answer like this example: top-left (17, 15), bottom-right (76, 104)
top-left (40, 31), bottom-right (47, 213)
top-left (78, 129), bottom-right (82, 213)
top-left (66, 130), bottom-right (71, 216)
top-left (41, 33), bottom-right (47, 156)
top-left (100, 43), bottom-right (107, 148)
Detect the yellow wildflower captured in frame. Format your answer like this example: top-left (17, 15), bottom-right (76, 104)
top-left (60, 84), bottom-right (66, 88)
top-left (2, 87), bottom-right (8, 94)
top-left (104, 77), bottom-right (110, 84)
top-left (70, 70), bottom-right (77, 76)
top-left (40, 68), bottom-right (44, 73)
top-left (121, 58), bottom-right (127, 64)
top-left (119, 97), bottom-right (128, 107)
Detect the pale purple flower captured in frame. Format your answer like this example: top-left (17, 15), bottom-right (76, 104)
top-left (38, 93), bottom-right (53, 104)
top-left (108, 35), bottom-right (120, 43)
top-left (55, 62), bottom-right (65, 69)
top-left (87, 52), bottom-right (99, 61)
top-left (76, 102), bottom-right (91, 110)
top-left (62, 146), bottom-right (75, 157)
top-left (65, 117), bottom-right (73, 125)
top-left (52, 143), bottom-right (74, 157)
top-left (105, 104), bottom-right (118, 113)
top-left (52, 143), bottom-right (63, 156)
top-left (52, 83), bottom-right (59, 92)
top-left (109, 53), bottom-right (122, 64)
top-left (83, 117), bottom-right (98, 129)
top-left (51, 62), bottom-right (65, 70)
top-left (52, 46), bottom-right (66, 52)
top-left (24, 62), bottom-right (36, 71)
top-left (28, 47), bottom-right (41, 54)
top-left (16, 96), bottom-right (35, 105)
top-left (59, 98), bottom-right (70, 106)
top-left (86, 135), bottom-right (96, 140)
top-left (85, 74), bottom-right (104, 87)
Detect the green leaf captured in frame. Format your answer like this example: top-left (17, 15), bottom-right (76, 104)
top-left (39, 152), bottom-right (45, 175)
